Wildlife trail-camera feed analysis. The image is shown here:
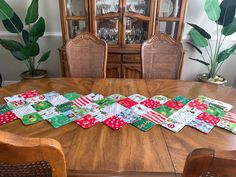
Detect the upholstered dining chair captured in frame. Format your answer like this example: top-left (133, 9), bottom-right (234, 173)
top-left (0, 130), bottom-right (67, 177)
top-left (141, 33), bottom-right (184, 79)
top-left (182, 148), bottom-right (236, 177)
top-left (65, 32), bottom-right (108, 78)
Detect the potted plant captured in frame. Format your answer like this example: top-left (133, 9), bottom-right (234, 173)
top-left (0, 0), bottom-right (50, 79)
top-left (187, 0), bottom-right (236, 84)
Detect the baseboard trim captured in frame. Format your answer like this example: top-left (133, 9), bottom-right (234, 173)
top-left (2, 81), bottom-right (20, 87)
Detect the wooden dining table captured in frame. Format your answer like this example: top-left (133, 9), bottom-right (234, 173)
top-left (0, 78), bottom-right (236, 177)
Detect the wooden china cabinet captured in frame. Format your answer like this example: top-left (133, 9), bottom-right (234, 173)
top-left (59, 0), bottom-right (188, 78)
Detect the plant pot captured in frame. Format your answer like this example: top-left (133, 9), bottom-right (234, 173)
top-left (197, 73), bottom-right (227, 85)
top-left (20, 69), bottom-right (47, 80)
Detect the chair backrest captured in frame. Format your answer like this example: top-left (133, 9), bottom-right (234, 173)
top-left (65, 32), bottom-right (108, 78)
top-left (141, 33), bottom-right (184, 79)
top-left (182, 148), bottom-right (236, 177)
top-left (0, 130), bottom-right (67, 177)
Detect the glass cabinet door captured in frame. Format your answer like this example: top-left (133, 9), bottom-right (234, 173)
top-left (62, 0), bottom-right (89, 41)
top-left (124, 0), bottom-right (155, 46)
top-left (92, 0), bottom-right (121, 46)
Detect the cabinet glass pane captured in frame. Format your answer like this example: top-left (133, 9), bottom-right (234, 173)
top-left (97, 17), bottom-right (119, 44)
top-left (158, 21), bottom-right (179, 39)
top-left (159, 0), bottom-right (182, 17)
top-left (68, 20), bottom-right (86, 38)
top-left (125, 17), bottom-right (148, 44)
top-left (126, 0), bottom-right (150, 16)
top-left (66, 0), bottom-right (85, 16)
top-left (96, 0), bottom-right (119, 16)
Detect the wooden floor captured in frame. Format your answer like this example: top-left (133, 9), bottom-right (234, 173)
top-left (0, 78), bottom-right (235, 177)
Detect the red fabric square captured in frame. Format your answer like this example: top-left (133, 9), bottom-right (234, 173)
top-left (140, 99), bottom-right (161, 109)
top-left (118, 98), bottom-right (138, 108)
top-left (164, 100), bottom-right (184, 110)
top-left (189, 99), bottom-right (208, 110)
top-left (197, 112), bottom-right (220, 125)
top-left (222, 112), bottom-right (236, 124)
top-left (21, 90), bottom-right (39, 99)
top-left (74, 114), bottom-right (99, 128)
top-left (103, 115), bottom-right (127, 130)
top-left (0, 111), bottom-right (18, 125)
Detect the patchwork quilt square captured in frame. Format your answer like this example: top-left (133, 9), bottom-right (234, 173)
top-left (196, 112), bottom-right (220, 126)
top-left (222, 112), bottom-right (236, 124)
top-left (140, 99), bottom-right (161, 109)
top-left (217, 120), bottom-right (236, 134)
top-left (95, 98), bottom-right (116, 108)
top-left (151, 95), bottom-right (170, 104)
top-left (49, 95), bottom-right (69, 106)
top-left (100, 103), bottom-right (126, 116)
top-left (73, 96), bottom-right (92, 107)
top-left (142, 110), bottom-right (168, 124)
top-left (107, 94), bottom-right (126, 101)
top-left (161, 120), bottom-right (185, 133)
top-left (86, 93), bottom-right (104, 101)
top-left (32, 101), bottom-right (53, 111)
top-left (128, 94), bottom-right (147, 103)
top-left (38, 107), bottom-right (60, 119)
top-left (21, 90), bottom-right (39, 99)
top-left (21, 112), bottom-right (44, 125)
top-left (154, 105), bottom-right (176, 117)
top-left (12, 105), bottom-right (36, 118)
top-left (44, 91), bottom-right (60, 101)
top-left (118, 98), bottom-right (138, 108)
top-left (116, 109), bottom-right (139, 123)
top-left (164, 100), bottom-right (185, 110)
top-left (74, 114), bottom-right (99, 128)
top-left (204, 105), bottom-right (226, 118)
top-left (103, 115), bottom-right (127, 130)
top-left (132, 117), bottom-right (156, 132)
top-left (64, 92), bottom-right (81, 101)
top-left (173, 95), bottom-right (192, 105)
top-left (25, 95), bottom-right (46, 104)
top-left (130, 104), bottom-right (151, 116)
top-left (0, 104), bottom-right (10, 114)
top-left (188, 119), bottom-right (214, 134)
top-left (48, 114), bottom-right (72, 128)
top-left (4, 94), bottom-right (27, 109)
top-left (0, 111), bottom-right (18, 125)
top-left (56, 102), bottom-right (75, 112)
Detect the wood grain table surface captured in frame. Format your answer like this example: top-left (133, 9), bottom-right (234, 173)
top-left (0, 78), bottom-right (235, 177)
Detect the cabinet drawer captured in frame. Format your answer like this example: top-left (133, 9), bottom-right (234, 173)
top-left (107, 54), bottom-right (122, 63)
top-left (123, 55), bottom-right (141, 63)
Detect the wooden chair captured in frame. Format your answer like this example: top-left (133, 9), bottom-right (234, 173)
top-left (141, 33), bottom-right (184, 79)
top-left (182, 148), bottom-right (236, 177)
top-left (0, 130), bottom-right (67, 177)
top-left (65, 32), bottom-right (108, 78)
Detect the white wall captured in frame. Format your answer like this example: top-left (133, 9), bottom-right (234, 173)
top-left (0, 0), bottom-right (236, 87)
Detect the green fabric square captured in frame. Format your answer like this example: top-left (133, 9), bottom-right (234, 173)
top-left (132, 117), bottom-right (156, 131)
top-left (0, 104), bottom-right (11, 114)
top-left (205, 105), bottom-right (226, 118)
top-left (32, 101), bottom-right (53, 111)
top-left (173, 95), bottom-right (185, 102)
top-left (154, 105), bottom-right (176, 117)
top-left (48, 114), bottom-right (72, 128)
top-left (173, 96), bottom-right (191, 105)
top-left (21, 112), bottom-right (44, 125)
top-left (95, 98), bottom-right (116, 107)
top-left (64, 92), bottom-right (81, 101)
top-left (56, 102), bottom-right (75, 112)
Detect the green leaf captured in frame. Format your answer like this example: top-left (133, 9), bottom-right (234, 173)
top-left (2, 13), bottom-right (23, 33)
top-left (189, 57), bottom-right (210, 66)
top-left (217, 44), bottom-right (236, 63)
top-left (187, 41), bottom-right (203, 55)
top-left (0, 39), bottom-right (22, 51)
top-left (29, 17), bottom-right (45, 42)
top-left (21, 42), bottom-right (40, 57)
top-left (204, 0), bottom-right (221, 21)
top-left (0, 0), bottom-right (14, 20)
top-left (217, 0), bottom-right (236, 26)
top-left (222, 18), bottom-right (236, 36)
top-left (11, 51), bottom-right (28, 61)
top-left (25, 0), bottom-right (39, 25)
top-left (38, 50), bottom-right (50, 63)
top-left (22, 30), bottom-right (30, 45)
top-left (187, 23), bottom-right (211, 39)
top-left (190, 28), bottom-right (208, 48)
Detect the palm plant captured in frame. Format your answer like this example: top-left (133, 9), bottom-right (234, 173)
top-left (0, 0), bottom-right (50, 77)
top-left (188, 0), bottom-right (236, 82)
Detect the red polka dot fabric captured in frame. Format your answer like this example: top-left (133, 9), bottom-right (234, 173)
top-left (74, 114), bottom-right (99, 128)
top-left (189, 99), bottom-right (208, 110)
top-left (21, 90), bottom-right (39, 99)
top-left (141, 99), bottom-right (161, 109)
top-left (164, 100), bottom-right (184, 110)
top-left (197, 112), bottom-right (220, 125)
top-left (118, 98), bottom-right (138, 108)
top-left (103, 115), bottom-right (127, 130)
top-left (0, 111), bottom-right (18, 125)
